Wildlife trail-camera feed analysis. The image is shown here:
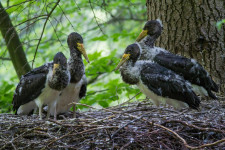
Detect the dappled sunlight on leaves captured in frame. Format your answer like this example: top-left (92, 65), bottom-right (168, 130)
top-left (0, 0), bottom-right (146, 112)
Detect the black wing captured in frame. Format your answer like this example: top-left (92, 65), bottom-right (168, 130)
top-left (154, 51), bottom-right (218, 93)
top-left (140, 63), bottom-right (200, 109)
top-left (79, 74), bottom-right (87, 99)
top-left (24, 63), bottom-right (52, 77)
top-left (12, 63), bottom-right (52, 112)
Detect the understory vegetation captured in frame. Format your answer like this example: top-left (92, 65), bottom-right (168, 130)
top-left (0, 0), bottom-right (146, 113)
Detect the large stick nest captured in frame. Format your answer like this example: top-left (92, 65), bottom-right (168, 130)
top-left (0, 100), bottom-right (224, 150)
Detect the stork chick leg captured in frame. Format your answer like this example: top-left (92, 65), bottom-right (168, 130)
top-left (39, 105), bottom-right (43, 120)
top-left (73, 104), bottom-right (76, 118)
top-left (46, 105), bottom-right (51, 119)
top-left (54, 107), bottom-right (57, 120)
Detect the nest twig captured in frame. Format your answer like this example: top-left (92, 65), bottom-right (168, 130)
top-left (0, 100), bottom-right (224, 149)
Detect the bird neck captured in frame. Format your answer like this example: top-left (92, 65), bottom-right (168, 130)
top-left (142, 35), bottom-right (158, 48)
top-left (138, 35), bottom-right (163, 60)
top-left (48, 66), bottom-right (70, 91)
top-left (69, 48), bottom-right (84, 83)
top-left (120, 61), bottom-right (140, 85)
top-left (70, 47), bottom-right (82, 59)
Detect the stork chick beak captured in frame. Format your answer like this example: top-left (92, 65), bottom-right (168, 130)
top-left (136, 30), bottom-right (148, 42)
top-left (77, 43), bottom-right (90, 63)
top-left (115, 54), bottom-right (130, 71)
top-left (53, 64), bottom-right (59, 74)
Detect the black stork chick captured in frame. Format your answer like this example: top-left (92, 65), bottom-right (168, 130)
top-left (115, 43), bottom-right (200, 110)
top-left (12, 52), bottom-right (70, 120)
top-left (136, 19), bottom-right (218, 99)
top-left (50, 32), bottom-right (89, 118)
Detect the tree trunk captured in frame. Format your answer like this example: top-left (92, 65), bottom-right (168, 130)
top-left (0, 2), bottom-right (31, 78)
top-left (146, 0), bottom-right (225, 94)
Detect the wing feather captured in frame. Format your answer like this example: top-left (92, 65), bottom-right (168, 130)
top-left (140, 63), bottom-right (200, 109)
top-left (79, 74), bottom-right (87, 99)
top-left (154, 52), bottom-right (218, 93)
top-left (12, 63), bottom-right (52, 112)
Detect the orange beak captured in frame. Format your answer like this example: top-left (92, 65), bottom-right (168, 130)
top-left (115, 54), bottom-right (130, 70)
top-left (136, 30), bottom-right (148, 42)
top-left (77, 43), bottom-right (90, 63)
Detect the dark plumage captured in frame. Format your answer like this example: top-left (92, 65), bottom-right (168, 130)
top-left (154, 52), bottom-right (218, 98)
top-left (116, 44), bottom-right (200, 110)
top-left (51, 32), bottom-right (89, 117)
top-left (136, 19), bottom-right (163, 49)
top-left (12, 52), bottom-right (70, 119)
top-left (13, 65), bottom-right (48, 114)
top-left (79, 75), bottom-right (87, 99)
top-left (136, 19), bottom-right (218, 99)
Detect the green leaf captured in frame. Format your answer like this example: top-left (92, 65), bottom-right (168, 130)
top-left (98, 101), bottom-right (109, 107)
top-left (216, 19), bottom-right (225, 30)
top-left (91, 35), bottom-right (108, 41)
top-left (4, 84), bottom-right (14, 93)
top-left (0, 0), bottom-right (146, 113)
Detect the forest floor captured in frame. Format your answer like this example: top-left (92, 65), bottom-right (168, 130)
top-left (0, 99), bottom-right (224, 150)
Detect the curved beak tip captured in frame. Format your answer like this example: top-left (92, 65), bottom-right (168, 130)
top-left (53, 64), bottom-right (59, 74)
top-left (136, 30), bottom-right (148, 42)
top-left (115, 54), bottom-right (130, 71)
top-left (114, 67), bottom-right (119, 71)
top-left (84, 55), bottom-right (90, 63)
top-left (77, 43), bottom-right (90, 64)
top-left (53, 63), bottom-right (59, 69)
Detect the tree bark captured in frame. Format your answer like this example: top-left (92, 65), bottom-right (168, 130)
top-left (146, 0), bottom-right (225, 94)
top-left (0, 2), bottom-right (31, 78)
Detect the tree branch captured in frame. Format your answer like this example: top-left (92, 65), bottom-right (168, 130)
top-left (15, 15), bottom-right (47, 27)
top-left (0, 56), bottom-right (11, 61)
top-left (58, 4), bottom-right (76, 31)
top-left (4, 0), bottom-right (34, 11)
top-left (85, 17), bottom-right (145, 33)
top-left (31, 0), bottom-right (60, 68)
top-left (0, 2), bottom-right (31, 78)
top-left (89, 0), bottom-right (105, 35)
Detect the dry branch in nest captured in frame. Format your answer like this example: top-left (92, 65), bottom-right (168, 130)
top-left (0, 100), bottom-right (224, 149)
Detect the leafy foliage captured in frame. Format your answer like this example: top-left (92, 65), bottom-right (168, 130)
top-left (0, 79), bottom-right (16, 113)
top-left (0, 0), bottom-right (145, 113)
top-left (79, 50), bottom-right (142, 109)
top-left (216, 19), bottom-right (225, 30)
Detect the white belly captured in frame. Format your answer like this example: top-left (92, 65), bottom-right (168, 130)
top-left (53, 79), bottom-right (83, 115)
top-left (17, 101), bottom-right (37, 115)
top-left (191, 84), bottom-right (208, 97)
top-left (35, 85), bottom-right (60, 110)
top-left (17, 85), bottom-right (60, 115)
top-left (137, 81), bottom-right (188, 110)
